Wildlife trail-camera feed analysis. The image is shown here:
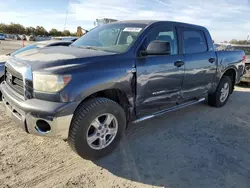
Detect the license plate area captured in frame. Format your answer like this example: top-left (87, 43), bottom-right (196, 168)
top-left (2, 96), bottom-right (26, 130)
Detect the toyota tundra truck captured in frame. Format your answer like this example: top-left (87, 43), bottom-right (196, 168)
top-left (0, 21), bottom-right (245, 159)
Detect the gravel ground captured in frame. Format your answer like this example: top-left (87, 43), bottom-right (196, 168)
top-left (0, 39), bottom-right (33, 55)
top-left (0, 85), bottom-right (250, 188)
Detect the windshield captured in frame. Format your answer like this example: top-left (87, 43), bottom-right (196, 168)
top-left (71, 23), bottom-right (146, 53)
top-left (233, 47), bottom-right (250, 55)
top-left (11, 44), bottom-right (45, 56)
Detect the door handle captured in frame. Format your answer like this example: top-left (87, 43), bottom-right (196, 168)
top-left (209, 58), bottom-right (216, 63)
top-left (174, 60), bottom-right (185, 67)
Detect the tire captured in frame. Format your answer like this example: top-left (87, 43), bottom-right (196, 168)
top-left (68, 97), bottom-right (126, 159)
top-left (0, 76), bottom-right (4, 100)
top-left (208, 76), bottom-right (232, 107)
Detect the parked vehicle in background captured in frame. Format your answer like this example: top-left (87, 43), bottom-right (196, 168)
top-left (214, 43), bottom-right (233, 51)
top-left (0, 40), bottom-right (73, 97)
top-left (0, 20), bottom-right (245, 159)
top-left (21, 35), bottom-right (26, 40)
top-left (14, 35), bottom-right (21, 40)
top-left (28, 35), bottom-right (35, 41)
top-left (232, 45), bottom-right (250, 84)
top-left (0, 33), bottom-right (5, 40)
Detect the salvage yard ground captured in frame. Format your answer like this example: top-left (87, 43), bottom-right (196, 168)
top-left (0, 40), bottom-right (250, 188)
top-left (0, 39), bottom-right (33, 55)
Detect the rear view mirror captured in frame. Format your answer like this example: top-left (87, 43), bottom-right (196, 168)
top-left (142, 40), bottom-right (171, 56)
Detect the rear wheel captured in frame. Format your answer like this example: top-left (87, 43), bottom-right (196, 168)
top-left (68, 97), bottom-right (126, 159)
top-left (208, 76), bottom-right (232, 107)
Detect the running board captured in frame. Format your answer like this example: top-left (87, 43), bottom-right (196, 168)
top-left (133, 98), bottom-right (205, 123)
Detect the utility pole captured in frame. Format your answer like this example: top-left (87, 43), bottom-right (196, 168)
top-left (64, 0), bottom-right (70, 31)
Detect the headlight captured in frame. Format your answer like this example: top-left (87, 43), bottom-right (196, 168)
top-left (33, 74), bottom-right (72, 93)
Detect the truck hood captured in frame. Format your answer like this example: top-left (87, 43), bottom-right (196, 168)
top-left (11, 46), bottom-right (116, 71)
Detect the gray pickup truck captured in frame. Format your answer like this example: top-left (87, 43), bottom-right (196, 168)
top-left (0, 21), bottom-right (245, 159)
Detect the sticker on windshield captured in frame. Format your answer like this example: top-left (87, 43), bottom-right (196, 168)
top-left (123, 27), bottom-right (142, 32)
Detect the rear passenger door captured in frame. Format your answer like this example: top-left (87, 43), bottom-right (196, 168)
top-left (178, 27), bottom-right (217, 100)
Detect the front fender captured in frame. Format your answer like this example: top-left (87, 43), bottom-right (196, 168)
top-left (0, 63), bottom-right (5, 79)
top-left (60, 63), bottom-right (135, 107)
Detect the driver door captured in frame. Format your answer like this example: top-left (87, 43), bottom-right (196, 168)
top-left (136, 23), bottom-right (185, 117)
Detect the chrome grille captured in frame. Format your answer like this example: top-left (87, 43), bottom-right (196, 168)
top-left (5, 66), bottom-right (24, 95)
top-left (4, 60), bottom-right (33, 99)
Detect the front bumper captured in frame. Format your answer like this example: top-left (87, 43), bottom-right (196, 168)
top-left (1, 81), bottom-right (79, 139)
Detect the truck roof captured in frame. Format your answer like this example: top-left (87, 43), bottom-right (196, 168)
top-left (115, 20), bottom-right (206, 30)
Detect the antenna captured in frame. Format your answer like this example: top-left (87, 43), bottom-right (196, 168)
top-left (64, 0), bottom-right (70, 31)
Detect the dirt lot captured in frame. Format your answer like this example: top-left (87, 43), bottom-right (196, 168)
top-left (0, 85), bottom-right (250, 188)
top-left (0, 39), bottom-right (33, 55)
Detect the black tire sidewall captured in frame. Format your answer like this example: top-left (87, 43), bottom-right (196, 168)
top-left (73, 99), bottom-right (126, 159)
top-left (215, 76), bottom-right (232, 107)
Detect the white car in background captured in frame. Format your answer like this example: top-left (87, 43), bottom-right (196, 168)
top-left (0, 33), bottom-right (5, 40)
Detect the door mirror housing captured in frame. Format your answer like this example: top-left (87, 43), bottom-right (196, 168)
top-left (142, 40), bottom-right (171, 56)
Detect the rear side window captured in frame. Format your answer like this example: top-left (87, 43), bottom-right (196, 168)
top-left (182, 29), bottom-right (207, 54)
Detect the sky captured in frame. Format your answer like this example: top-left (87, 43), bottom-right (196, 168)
top-left (0, 0), bottom-right (250, 41)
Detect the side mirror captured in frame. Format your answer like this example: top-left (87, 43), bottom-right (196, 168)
top-left (142, 40), bottom-right (171, 56)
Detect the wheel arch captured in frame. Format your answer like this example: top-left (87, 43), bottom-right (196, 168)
top-left (221, 67), bottom-right (237, 93)
top-left (73, 88), bottom-right (133, 125)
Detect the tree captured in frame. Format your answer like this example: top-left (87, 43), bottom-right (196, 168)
top-left (49, 28), bottom-right (60, 36)
top-left (230, 39), bottom-right (248, 44)
top-left (7, 23), bottom-right (25, 34)
top-left (70, 32), bottom-right (77, 36)
top-left (62, 30), bottom-right (70, 36)
top-left (237, 40), bottom-right (247, 44)
top-left (76, 26), bottom-right (83, 37)
top-left (0, 23), bottom-right (8, 33)
top-left (0, 22), bottom-right (74, 37)
top-left (230, 39), bottom-right (238, 44)
top-left (35, 26), bottom-right (48, 36)
top-left (25, 27), bottom-right (36, 35)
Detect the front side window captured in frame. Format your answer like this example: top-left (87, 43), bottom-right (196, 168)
top-left (71, 23), bottom-right (146, 53)
top-left (182, 29), bottom-right (208, 54)
top-left (141, 25), bottom-right (178, 55)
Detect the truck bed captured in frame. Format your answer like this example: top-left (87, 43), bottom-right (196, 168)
top-left (216, 50), bottom-right (245, 83)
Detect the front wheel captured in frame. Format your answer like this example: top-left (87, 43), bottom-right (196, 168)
top-left (208, 76), bottom-right (232, 107)
top-left (0, 76), bottom-right (4, 100)
top-left (68, 97), bottom-right (126, 159)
